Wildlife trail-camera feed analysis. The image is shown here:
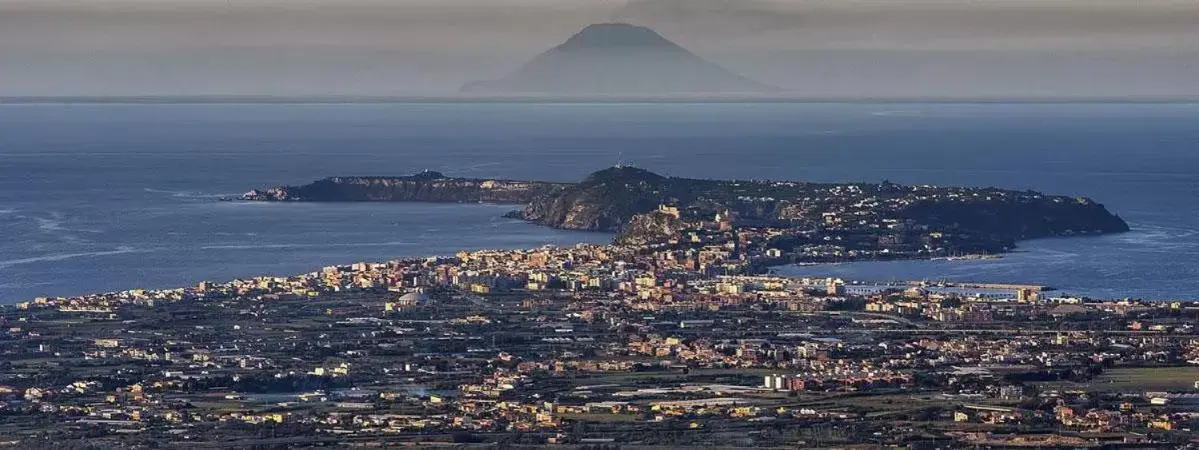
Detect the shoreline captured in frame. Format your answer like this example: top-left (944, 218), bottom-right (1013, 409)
top-left (3, 163), bottom-right (1164, 305)
top-left (17, 229), bottom-right (1175, 307)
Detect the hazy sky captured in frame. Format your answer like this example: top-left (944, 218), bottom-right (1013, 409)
top-left (2, 0), bottom-right (1197, 97)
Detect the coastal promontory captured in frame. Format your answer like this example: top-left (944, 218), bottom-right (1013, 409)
top-left (240, 170), bottom-right (567, 204)
top-left (240, 167), bottom-right (1128, 262)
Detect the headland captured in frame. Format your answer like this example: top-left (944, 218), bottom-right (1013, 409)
top-left (240, 166), bottom-right (1129, 265)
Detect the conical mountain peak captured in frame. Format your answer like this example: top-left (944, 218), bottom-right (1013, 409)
top-left (461, 23), bottom-right (776, 95)
top-left (558, 23), bottom-right (678, 50)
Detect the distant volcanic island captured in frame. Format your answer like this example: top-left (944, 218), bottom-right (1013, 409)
top-left (239, 167), bottom-right (1129, 265)
top-left (461, 23), bottom-right (776, 95)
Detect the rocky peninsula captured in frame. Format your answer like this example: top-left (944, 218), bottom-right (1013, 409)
top-left (240, 167), bottom-right (1129, 262)
top-left (239, 170), bottom-right (568, 204)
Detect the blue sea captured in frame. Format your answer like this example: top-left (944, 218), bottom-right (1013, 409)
top-left (1, 102), bottom-right (1197, 302)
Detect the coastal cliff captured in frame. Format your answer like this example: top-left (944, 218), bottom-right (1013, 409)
top-left (511, 167), bottom-right (1128, 236)
top-left (515, 167), bottom-right (681, 231)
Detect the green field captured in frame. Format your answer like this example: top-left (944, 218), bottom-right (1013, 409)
top-left (1040, 366), bottom-right (1199, 392)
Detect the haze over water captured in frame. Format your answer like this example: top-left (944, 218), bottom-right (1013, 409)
top-left (1, 102), bottom-right (1197, 302)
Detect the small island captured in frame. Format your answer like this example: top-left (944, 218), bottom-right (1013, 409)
top-left (240, 167), bottom-right (1129, 266)
top-left (459, 23), bottom-right (776, 95)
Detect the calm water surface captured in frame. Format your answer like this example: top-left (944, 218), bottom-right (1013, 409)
top-left (1, 102), bottom-right (1197, 301)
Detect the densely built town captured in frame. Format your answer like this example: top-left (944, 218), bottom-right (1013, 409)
top-left (3, 206), bottom-right (1197, 448)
